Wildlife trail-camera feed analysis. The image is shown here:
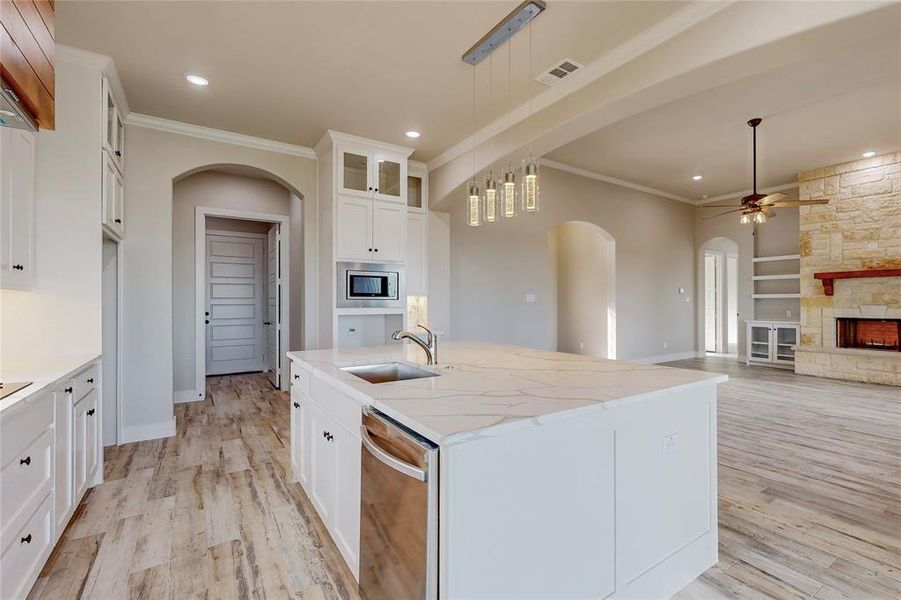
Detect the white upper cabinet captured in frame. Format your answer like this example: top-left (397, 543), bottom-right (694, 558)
top-left (102, 152), bottom-right (124, 239)
top-left (337, 145), bottom-right (407, 204)
top-left (0, 127), bottom-right (36, 289)
top-left (101, 77), bottom-right (125, 174)
top-left (371, 199), bottom-right (406, 262)
top-left (336, 195), bottom-right (373, 261)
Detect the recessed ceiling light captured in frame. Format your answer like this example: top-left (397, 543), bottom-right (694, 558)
top-left (406, 131), bottom-right (421, 139)
top-left (185, 74), bottom-right (209, 86)
top-left (692, 175), bottom-right (703, 181)
top-left (861, 150), bottom-right (876, 158)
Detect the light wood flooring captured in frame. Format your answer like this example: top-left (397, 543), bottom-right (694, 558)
top-left (28, 361), bottom-right (901, 599)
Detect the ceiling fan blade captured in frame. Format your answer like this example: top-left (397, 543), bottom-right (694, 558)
top-left (698, 204), bottom-right (742, 208)
top-left (766, 198), bottom-right (830, 207)
top-left (758, 192), bottom-right (787, 205)
top-left (763, 206), bottom-right (776, 217)
top-left (702, 208), bottom-right (745, 220)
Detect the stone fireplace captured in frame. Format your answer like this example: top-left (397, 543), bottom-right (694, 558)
top-left (794, 151), bottom-right (901, 386)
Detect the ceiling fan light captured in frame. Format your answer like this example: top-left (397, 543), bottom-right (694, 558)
top-left (753, 210), bottom-right (767, 224)
top-left (740, 212), bottom-right (752, 225)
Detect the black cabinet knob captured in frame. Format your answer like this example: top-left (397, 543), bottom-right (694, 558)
top-left (368, 248), bottom-right (372, 252)
top-left (87, 378), bottom-right (94, 384)
top-left (374, 248), bottom-right (379, 252)
top-left (368, 186), bottom-right (373, 191)
top-left (64, 387), bottom-right (73, 394)
top-left (87, 409), bottom-right (96, 416)
top-left (293, 401), bottom-right (300, 408)
top-left (205, 320), bottom-right (210, 325)
top-left (21, 534), bottom-right (32, 544)
top-left (20, 456), bottom-right (31, 466)
top-left (115, 150), bottom-right (121, 157)
top-left (293, 374), bottom-right (299, 380)
top-left (374, 188), bottom-right (379, 193)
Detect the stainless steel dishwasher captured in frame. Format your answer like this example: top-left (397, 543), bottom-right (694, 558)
top-left (359, 407), bottom-right (438, 600)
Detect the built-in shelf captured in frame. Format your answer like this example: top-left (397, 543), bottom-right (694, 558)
top-left (752, 274), bottom-right (801, 281)
top-left (752, 293), bottom-right (801, 299)
top-left (752, 254), bottom-right (801, 263)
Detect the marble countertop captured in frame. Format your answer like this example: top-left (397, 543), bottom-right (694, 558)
top-left (287, 342), bottom-right (726, 444)
top-left (1, 354), bottom-right (100, 414)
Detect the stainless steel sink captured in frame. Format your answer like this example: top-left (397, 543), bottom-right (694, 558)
top-left (341, 362), bottom-right (439, 384)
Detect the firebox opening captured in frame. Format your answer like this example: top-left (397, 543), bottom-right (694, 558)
top-left (836, 318), bottom-right (901, 352)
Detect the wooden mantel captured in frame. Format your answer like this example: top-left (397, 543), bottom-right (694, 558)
top-left (814, 268), bottom-right (901, 296)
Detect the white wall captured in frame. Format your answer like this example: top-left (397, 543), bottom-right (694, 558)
top-left (551, 221), bottom-right (615, 358)
top-left (449, 166), bottom-right (696, 361)
top-left (1, 54), bottom-right (103, 363)
top-left (427, 211), bottom-right (451, 339)
top-left (172, 171), bottom-right (292, 395)
top-left (121, 125), bottom-right (318, 442)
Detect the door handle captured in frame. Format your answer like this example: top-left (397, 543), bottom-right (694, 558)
top-left (360, 425), bottom-right (427, 481)
top-left (87, 409), bottom-right (96, 416)
top-left (264, 321), bottom-right (272, 325)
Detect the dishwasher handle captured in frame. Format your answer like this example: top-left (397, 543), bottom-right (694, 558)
top-left (361, 425), bottom-right (428, 482)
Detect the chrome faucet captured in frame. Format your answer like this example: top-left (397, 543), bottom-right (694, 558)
top-left (392, 324), bottom-right (438, 365)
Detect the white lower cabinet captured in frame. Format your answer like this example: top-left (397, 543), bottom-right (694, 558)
top-left (291, 364), bottom-right (361, 578)
top-left (746, 321), bottom-right (800, 368)
top-left (0, 360), bottom-right (102, 599)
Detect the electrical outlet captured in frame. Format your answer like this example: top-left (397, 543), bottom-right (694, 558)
top-left (525, 293), bottom-right (536, 303)
top-left (786, 310), bottom-right (792, 318)
top-left (663, 433), bottom-right (680, 455)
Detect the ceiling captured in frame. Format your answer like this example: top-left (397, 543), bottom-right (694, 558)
top-left (545, 32), bottom-right (901, 201)
top-left (56, 0), bottom-right (688, 161)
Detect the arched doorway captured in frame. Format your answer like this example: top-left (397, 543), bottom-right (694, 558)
top-left (550, 221), bottom-right (616, 359)
top-left (171, 165), bottom-right (305, 400)
top-left (699, 237), bottom-right (739, 356)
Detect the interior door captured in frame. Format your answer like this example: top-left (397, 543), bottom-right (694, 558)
top-left (266, 224), bottom-right (280, 388)
top-left (206, 234), bottom-right (265, 376)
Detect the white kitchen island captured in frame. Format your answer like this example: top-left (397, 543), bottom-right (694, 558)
top-left (287, 342), bottom-right (726, 599)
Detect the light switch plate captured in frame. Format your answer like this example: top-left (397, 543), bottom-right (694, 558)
top-left (525, 293), bottom-right (536, 303)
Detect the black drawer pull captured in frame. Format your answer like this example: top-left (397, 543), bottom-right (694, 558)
top-left (114, 218), bottom-right (122, 223)
top-left (21, 534), bottom-right (32, 544)
top-left (20, 456), bottom-right (31, 466)
top-left (294, 373), bottom-right (300, 380)
top-left (293, 401), bottom-right (299, 408)
top-left (12, 264), bottom-right (24, 270)
top-left (87, 378), bottom-right (94, 384)
top-left (87, 409), bottom-right (96, 416)
top-left (64, 387), bottom-right (73, 394)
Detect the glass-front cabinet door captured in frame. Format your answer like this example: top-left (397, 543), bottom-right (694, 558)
top-left (774, 324), bottom-right (798, 364)
top-left (339, 150), bottom-right (371, 197)
top-left (748, 324), bottom-right (773, 362)
top-left (407, 175), bottom-right (423, 209)
top-left (372, 151), bottom-right (404, 203)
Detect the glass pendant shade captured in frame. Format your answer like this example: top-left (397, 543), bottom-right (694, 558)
top-left (522, 159), bottom-right (539, 213)
top-left (483, 176), bottom-right (498, 223)
top-left (752, 210), bottom-right (767, 224)
top-left (467, 182), bottom-right (481, 227)
top-left (502, 169), bottom-right (517, 218)
top-left (740, 212), bottom-right (752, 225)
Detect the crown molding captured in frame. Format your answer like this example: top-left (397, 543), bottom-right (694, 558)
top-left (426, 0), bottom-right (734, 173)
top-left (57, 45), bottom-right (131, 118)
top-left (126, 113), bottom-right (317, 159)
top-left (541, 159), bottom-right (694, 205)
top-left (695, 181), bottom-right (799, 205)
top-left (316, 130), bottom-right (414, 158)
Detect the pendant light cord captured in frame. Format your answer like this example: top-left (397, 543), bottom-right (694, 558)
top-left (752, 123), bottom-right (757, 195)
top-left (528, 19), bottom-right (534, 157)
top-left (472, 62), bottom-right (476, 181)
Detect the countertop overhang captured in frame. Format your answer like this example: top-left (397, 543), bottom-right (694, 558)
top-left (288, 342), bottom-right (726, 444)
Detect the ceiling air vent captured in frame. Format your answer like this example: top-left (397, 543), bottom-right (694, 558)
top-left (535, 58), bottom-right (583, 86)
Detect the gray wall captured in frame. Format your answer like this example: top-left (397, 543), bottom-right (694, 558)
top-left (449, 166), bottom-right (696, 361)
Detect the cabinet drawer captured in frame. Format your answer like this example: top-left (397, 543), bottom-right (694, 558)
top-left (0, 392), bottom-right (53, 467)
top-left (0, 495), bottom-right (52, 600)
top-left (72, 363), bottom-right (99, 401)
top-left (290, 361), bottom-right (311, 396)
top-left (310, 376), bottom-right (361, 436)
top-left (0, 429), bottom-right (53, 537)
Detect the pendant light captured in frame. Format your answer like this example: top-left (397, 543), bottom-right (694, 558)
top-left (466, 64), bottom-right (480, 227)
top-left (502, 39), bottom-right (517, 218)
top-left (482, 54), bottom-right (498, 223)
top-left (522, 19), bottom-right (540, 213)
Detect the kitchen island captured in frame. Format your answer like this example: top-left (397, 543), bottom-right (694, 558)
top-left (287, 342), bottom-right (726, 599)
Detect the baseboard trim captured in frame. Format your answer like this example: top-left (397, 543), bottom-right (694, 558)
top-left (632, 351), bottom-right (702, 364)
top-left (174, 389), bottom-right (204, 404)
top-left (120, 417), bottom-right (176, 444)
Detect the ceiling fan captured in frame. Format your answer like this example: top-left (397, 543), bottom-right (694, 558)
top-left (701, 117), bottom-right (829, 223)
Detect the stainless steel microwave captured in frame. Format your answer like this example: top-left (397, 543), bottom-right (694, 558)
top-left (337, 262), bottom-right (405, 309)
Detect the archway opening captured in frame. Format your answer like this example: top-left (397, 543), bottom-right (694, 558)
top-left (700, 237), bottom-right (739, 356)
top-left (550, 221), bottom-right (616, 359)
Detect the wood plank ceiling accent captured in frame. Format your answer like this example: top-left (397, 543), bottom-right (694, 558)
top-left (1, 0), bottom-right (55, 129)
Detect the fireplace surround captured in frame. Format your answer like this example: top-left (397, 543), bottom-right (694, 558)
top-left (836, 318), bottom-right (901, 352)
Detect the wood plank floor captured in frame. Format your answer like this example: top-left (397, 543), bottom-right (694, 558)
top-left (28, 361), bottom-right (900, 599)
top-left (671, 357), bottom-right (901, 600)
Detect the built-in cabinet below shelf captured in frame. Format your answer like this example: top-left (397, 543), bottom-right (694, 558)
top-left (0, 127), bottom-right (36, 289)
top-left (746, 321), bottom-right (800, 368)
